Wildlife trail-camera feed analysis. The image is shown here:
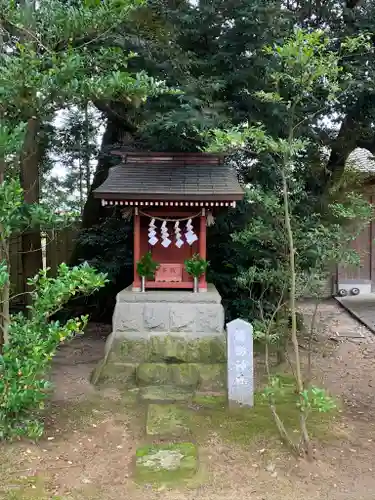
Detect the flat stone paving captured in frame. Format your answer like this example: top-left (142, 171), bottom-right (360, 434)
top-left (146, 403), bottom-right (191, 437)
top-left (335, 295), bottom-right (375, 336)
top-left (135, 442), bottom-right (198, 483)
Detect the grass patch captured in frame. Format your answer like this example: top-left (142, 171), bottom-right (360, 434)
top-left (0, 475), bottom-right (58, 500)
top-left (191, 374), bottom-right (338, 445)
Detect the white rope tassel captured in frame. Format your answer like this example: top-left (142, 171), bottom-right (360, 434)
top-left (161, 220), bottom-right (171, 248)
top-left (174, 220), bottom-right (184, 248)
top-left (206, 211), bottom-right (215, 227)
top-left (148, 218), bottom-right (158, 246)
top-left (185, 218), bottom-right (198, 246)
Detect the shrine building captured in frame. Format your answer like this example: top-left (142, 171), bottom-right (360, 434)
top-left (93, 152), bottom-right (244, 292)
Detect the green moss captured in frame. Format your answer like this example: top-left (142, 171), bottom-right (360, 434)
top-left (191, 385), bottom-right (337, 446)
top-left (135, 442), bottom-right (198, 484)
top-left (170, 364), bottom-right (200, 388)
top-left (139, 385), bottom-right (193, 404)
top-left (185, 337), bottom-right (226, 363)
top-left (136, 363), bottom-right (170, 386)
top-left (148, 336), bottom-right (187, 362)
top-left (197, 364), bottom-right (226, 392)
top-left (193, 394), bottom-right (227, 408)
top-left (0, 475), bottom-right (54, 500)
top-left (117, 339), bottom-right (148, 362)
top-left (146, 404), bottom-right (191, 437)
top-left (207, 338), bottom-right (226, 363)
top-left (145, 336), bottom-right (226, 364)
top-left (91, 361), bottom-right (137, 388)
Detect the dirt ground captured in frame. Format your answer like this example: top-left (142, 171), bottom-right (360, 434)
top-left (1, 300), bottom-right (375, 500)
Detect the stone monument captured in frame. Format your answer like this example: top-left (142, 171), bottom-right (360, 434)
top-left (227, 318), bottom-right (254, 408)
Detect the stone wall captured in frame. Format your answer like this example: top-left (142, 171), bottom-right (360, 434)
top-left (92, 284), bottom-right (227, 393)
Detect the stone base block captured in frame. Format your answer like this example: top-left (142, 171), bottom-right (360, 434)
top-left (135, 362), bottom-right (226, 391)
top-left (146, 404), bottom-right (191, 437)
top-left (91, 361), bottom-right (137, 388)
top-left (113, 284), bottom-right (225, 336)
top-left (108, 333), bottom-right (226, 365)
top-left (92, 284), bottom-right (228, 390)
top-left (136, 363), bottom-right (200, 389)
top-left (93, 359), bottom-right (227, 392)
top-left (135, 443), bottom-right (198, 484)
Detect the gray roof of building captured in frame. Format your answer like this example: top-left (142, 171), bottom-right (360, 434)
top-left (346, 148), bottom-right (375, 174)
top-left (93, 153), bottom-right (244, 201)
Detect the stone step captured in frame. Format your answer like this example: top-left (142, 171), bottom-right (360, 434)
top-left (135, 442), bottom-right (198, 484)
top-left (136, 362), bottom-right (226, 391)
top-left (108, 333), bottom-right (226, 365)
top-left (139, 385), bottom-right (194, 404)
top-left (146, 404), bottom-right (191, 438)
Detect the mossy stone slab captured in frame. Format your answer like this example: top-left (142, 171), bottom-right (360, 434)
top-left (197, 363), bottom-right (227, 392)
top-left (193, 394), bottom-right (227, 408)
top-left (136, 363), bottom-right (170, 386)
top-left (170, 363), bottom-right (200, 388)
top-left (148, 335), bottom-right (188, 363)
top-left (135, 442), bottom-right (198, 484)
top-left (148, 335), bottom-right (226, 364)
top-left (112, 338), bottom-right (148, 363)
top-left (146, 404), bottom-right (191, 437)
top-left (91, 361), bottom-right (137, 388)
top-left (185, 337), bottom-right (226, 364)
top-left (139, 385), bottom-right (193, 404)
top-left (137, 363), bottom-right (200, 388)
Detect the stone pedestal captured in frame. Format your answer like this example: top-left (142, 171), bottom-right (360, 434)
top-left (92, 284), bottom-right (227, 392)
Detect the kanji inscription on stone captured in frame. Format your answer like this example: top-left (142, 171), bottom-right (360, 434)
top-left (226, 318), bottom-right (253, 408)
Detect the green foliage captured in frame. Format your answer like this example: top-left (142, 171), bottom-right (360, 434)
top-left (203, 28), bottom-right (371, 455)
top-left (263, 377), bottom-right (336, 416)
top-left (205, 29), bottom-right (373, 321)
top-left (298, 387), bottom-right (337, 414)
top-left (136, 251), bottom-right (159, 279)
top-left (0, 179), bottom-right (78, 239)
top-left (0, 263), bottom-right (107, 440)
top-left (41, 107), bottom-right (100, 213)
top-left (0, 137), bottom-right (107, 439)
top-left (0, 0), bottom-right (167, 122)
top-left (184, 254), bottom-right (209, 278)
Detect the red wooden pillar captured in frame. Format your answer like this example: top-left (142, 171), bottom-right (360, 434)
top-left (199, 208), bottom-right (208, 292)
top-left (133, 207), bottom-right (141, 291)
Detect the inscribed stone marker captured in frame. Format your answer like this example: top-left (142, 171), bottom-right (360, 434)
top-left (226, 318), bottom-right (254, 408)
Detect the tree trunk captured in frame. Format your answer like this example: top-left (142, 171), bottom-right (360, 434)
top-left (69, 117), bottom-right (134, 265)
top-left (82, 118), bottom-right (129, 230)
top-left (84, 104), bottom-right (91, 202)
top-left (0, 145), bottom-right (8, 350)
top-left (323, 114), bottom-right (358, 186)
top-left (20, 118), bottom-right (43, 302)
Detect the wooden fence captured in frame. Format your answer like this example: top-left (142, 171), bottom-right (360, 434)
top-left (9, 227), bottom-right (78, 305)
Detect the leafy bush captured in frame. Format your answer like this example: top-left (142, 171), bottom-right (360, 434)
top-left (184, 254), bottom-right (209, 278)
top-left (0, 263), bottom-right (106, 440)
top-left (136, 251), bottom-right (159, 279)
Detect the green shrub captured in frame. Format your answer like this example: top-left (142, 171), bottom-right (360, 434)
top-left (136, 251), bottom-right (159, 279)
top-left (184, 254), bottom-right (209, 278)
top-left (0, 263), bottom-right (106, 440)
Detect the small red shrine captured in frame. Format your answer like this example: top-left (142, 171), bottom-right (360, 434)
top-left (93, 152), bottom-right (244, 292)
